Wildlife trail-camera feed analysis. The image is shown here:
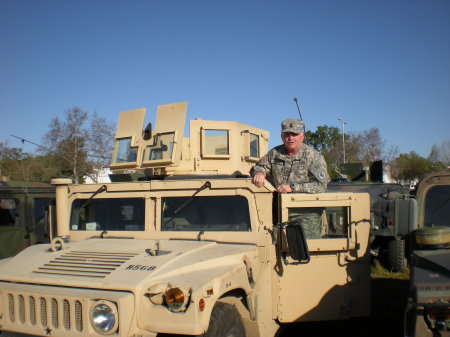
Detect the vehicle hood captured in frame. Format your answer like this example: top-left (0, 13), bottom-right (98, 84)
top-left (0, 238), bottom-right (257, 291)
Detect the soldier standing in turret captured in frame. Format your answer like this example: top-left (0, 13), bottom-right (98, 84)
top-left (250, 118), bottom-right (329, 239)
top-left (251, 118), bottom-right (329, 193)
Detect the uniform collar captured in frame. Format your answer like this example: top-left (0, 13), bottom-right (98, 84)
top-left (276, 144), bottom-right (306, 160)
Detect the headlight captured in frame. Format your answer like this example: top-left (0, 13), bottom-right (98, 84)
top-left (90, 301), bottom-right (118, 335)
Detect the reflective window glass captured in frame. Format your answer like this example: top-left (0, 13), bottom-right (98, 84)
top-left (0, 199), bottom-right (19, 226)
top-left (250, 133), bottom-right (259, 158)
top-left (113, 138), bottom-right (137, 163)
top-left (144, 132), bottom-right (175, 162)
top-left (161, 196), bottom-right (250, 231)
top-left (288, 206), bottom-right (349, 239)
top-left (70, 198), bottom-right (145, 231)
top-left (424, 185), bottom-right (450, 227)
top-left (204, 130), bottom-right (229, 155)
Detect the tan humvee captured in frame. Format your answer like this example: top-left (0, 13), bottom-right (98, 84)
top-left (0, 102), bottom-right (371, 337)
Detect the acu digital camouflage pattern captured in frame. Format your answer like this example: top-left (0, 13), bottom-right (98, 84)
top-left (288, 207), bottom-right (324, 239)
top-left (281, 118), bottom-right (305, 134)
top-left (251, 144), bottom-right (329, 193)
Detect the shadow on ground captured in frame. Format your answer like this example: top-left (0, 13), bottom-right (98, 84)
top-left (279, 277), bottom-right (409, 337)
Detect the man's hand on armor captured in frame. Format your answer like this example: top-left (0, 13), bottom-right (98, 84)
top-left (277, 184), bottom-right (293, 193)
top-left (252, 172), bottom-right (266, 187)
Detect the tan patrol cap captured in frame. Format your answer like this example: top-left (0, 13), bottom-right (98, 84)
top-left (281, 119), bottom-right (304, 134)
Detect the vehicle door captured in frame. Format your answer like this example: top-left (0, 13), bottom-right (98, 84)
top-left (276, 192), bottom-right (371, 322)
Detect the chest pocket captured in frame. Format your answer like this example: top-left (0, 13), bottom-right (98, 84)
top-left (271, 159), bottom-right (286, 185)
top-left (290, 160), bottom-right (309, 182)
top-left (271, 158), bottom-right (309, 185)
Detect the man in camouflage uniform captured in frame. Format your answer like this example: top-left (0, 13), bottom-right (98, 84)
top-left (250, 118), bottom-right (329, 238)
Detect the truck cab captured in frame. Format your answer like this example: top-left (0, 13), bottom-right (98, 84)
top-left (404, 171), bottom-right (450, 337)
top-left (0, 180), bottom-right (55, 259)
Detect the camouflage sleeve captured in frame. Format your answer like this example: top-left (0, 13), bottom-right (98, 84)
top-left (250, 152), bottom-right (273, 178)
top-left (297, 180), bottom-right (327, 193)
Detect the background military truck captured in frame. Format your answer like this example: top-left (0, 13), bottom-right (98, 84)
top-left (327, 180), bottom-right (417, 272)
top-left (0, 102), bottom-right (372, 337)
top-left (0, 179), bottom-right (55, 259)
top-left (404, 170), bottom-right (450, 337)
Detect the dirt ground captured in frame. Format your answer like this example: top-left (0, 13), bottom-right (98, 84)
top-left (279, 277), bottom-right (410, 337)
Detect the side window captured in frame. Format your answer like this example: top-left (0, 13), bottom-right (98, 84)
top-left (249, 133), bottom-right (259, 158)
top-left (161, 196), bottom-right (250, 231)
top-left (32, 198), bottom-right (53, 228)
top-left (70, 198), bottom-right (145, 231)
top-left (112, 137), bottom-right (138, 164)
top-left (202, 129), bottom-right (230, 156)
top-left (0, 199), bottom-right (19, 226)
top-left (424, 185), bottom-right (450, 227)
top-left (143, 132), bottom-right (176, 164)
top-left (288, 206), bottom-right (349, 239)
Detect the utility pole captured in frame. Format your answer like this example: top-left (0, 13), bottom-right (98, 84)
top-left (337, 118), bottom-right (347, 163)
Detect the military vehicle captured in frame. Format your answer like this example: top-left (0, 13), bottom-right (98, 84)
top-left (404, 171), bottom-right (450, 337)
top-left (327, 181), bottom-right (416, 272)
top-left (0, 102), bottom-right (372, 337)
top-left (0, 180), bottom-right (55, 259)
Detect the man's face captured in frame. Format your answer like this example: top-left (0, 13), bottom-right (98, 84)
top-left (281, 132), bottom-right (304, 154)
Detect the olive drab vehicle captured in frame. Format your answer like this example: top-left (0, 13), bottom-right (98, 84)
top-left (327, 182), bottom-right (417, 272)
top-left (0, 180), bottom-right (55, 259)
top-left (0, 102), bottom-right (372, 337)
top-left (404, 171), bottom-right (450, 337)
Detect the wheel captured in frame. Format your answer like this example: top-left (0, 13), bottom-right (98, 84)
top-left (388, 239), bottom-right (407, 272)
top-left (202, 302), bottom-right (246, 337)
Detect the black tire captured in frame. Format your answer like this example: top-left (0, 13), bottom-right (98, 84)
top-left (388, 239), bottom-right (407, 272)
top-left (202, 302), bottom-right (246, 337)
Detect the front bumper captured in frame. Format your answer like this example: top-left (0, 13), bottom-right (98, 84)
top-left (405, 299), bottom-right (450, 337)
top-left (0, 282), bottom-right (136, 337)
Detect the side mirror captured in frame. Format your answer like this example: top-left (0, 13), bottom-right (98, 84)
top-left (286, 223), bottom-right (310, 263)
top-left (274, 222), bottom-right (310, 264)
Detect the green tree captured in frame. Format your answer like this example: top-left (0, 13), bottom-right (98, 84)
top-left (392, 151), bottom-right (434, 186)
top-left (0, 141), bottom-right (53, 181)
top-left (304, 126), bottom-right (340, 176)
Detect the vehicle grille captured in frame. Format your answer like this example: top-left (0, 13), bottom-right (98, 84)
top-left (7, 293), bottom-right (84, 333)
top-left (33, 250), bottom-right (139, 278)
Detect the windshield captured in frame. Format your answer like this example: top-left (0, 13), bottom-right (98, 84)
top-left (161, 195), bottom-right (251, 231)
top-left (424, 185), bottom-right (450, 227)
top-left (70, 198), bottom-right (145, 231)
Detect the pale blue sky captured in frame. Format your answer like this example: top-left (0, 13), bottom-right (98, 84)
top-left (1, 0), bottom-right (449, 158)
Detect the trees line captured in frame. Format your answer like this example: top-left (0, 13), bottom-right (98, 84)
top-left (1, 107), bottom-right (448, 186)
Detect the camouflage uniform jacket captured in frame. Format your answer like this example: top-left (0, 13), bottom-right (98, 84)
top-left (251, 144), bottom-right (329, 193)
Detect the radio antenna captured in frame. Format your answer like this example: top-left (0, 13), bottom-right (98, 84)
top-left (293, 97), bottom-right (303, 121)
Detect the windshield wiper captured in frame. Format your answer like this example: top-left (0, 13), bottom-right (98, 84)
top-left (80, 185), bottom-right (107, 209)
top-left (163, 181), bottom-right (211, 226)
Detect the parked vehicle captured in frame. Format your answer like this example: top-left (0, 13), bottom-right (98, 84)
top-left (404, 170), bottom-right (450, 337)
top-left (0, 180), bottom-right (55, 259)
top-left (0, 102), bottom-right (372, 337)
top-left (327, 181), bottom-right (417, 272)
